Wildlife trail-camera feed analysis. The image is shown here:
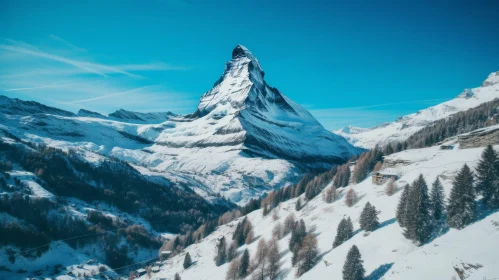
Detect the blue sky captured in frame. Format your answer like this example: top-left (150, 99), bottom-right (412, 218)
top-left (1, 0), bottom-right (498, 130)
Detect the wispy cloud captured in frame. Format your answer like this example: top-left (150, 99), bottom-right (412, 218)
top-left (308, 97), bottom-right (450, 130)
top-left (0, 38), bottom-right (197, 114)
top-left (0, 41), bottom-right (138, 77)
top-left (4, 81), bottom-right (89, 92)
top-left (49, 34), bottom-right (87, 52)
top-left (60, 86), bottom-right (151, 104)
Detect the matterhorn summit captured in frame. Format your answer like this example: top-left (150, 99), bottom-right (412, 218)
top-left (0, 45), bottom-right (360, 204)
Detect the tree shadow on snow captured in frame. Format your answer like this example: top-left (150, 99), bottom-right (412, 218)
top-left (474, 200), bottom-right (499, 224)
top-left (365, 263), bottom-right (394, 280)
top-left (280, 248), bottom-right (290, 258)
top-left (377, 218), bottom-right (396, 230)
top-left (317, 247), bottom-right (334, 260)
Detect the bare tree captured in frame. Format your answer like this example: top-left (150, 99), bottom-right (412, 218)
top-left (226, 259), bottom-right (240, 280)
top-left (253, 238), bottom-right (268, 280)
top-left (373, 161), bottom-right (383, 173)
top-left (266, 239), bottom-right (280, 280)
top-left (323, 185), bottom-right (337, 203)
top-left (283, 213), bottom-right (296, 235)
top-left (296, 234), bottom-right (319, 276)
top-left (272, 222), bottom-right (283, 240)
top-left (385, 178), bottom-right (397, 196)
top-left (245, 228), bottom-right (255, 245)
top-left (345, 188), bottom-right (358, 207)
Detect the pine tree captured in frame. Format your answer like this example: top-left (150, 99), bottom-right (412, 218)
top-left (476, 145), bottom-right (499, 208)
top-left (183, 252), bottom-right (192, 269)
top-left (227, 241), bottom-right (238, 262)
top-left (215, 236), bottom-right (227, 266)
top-left (429, 177), bottom-right (445, 221)
top-left (289, 221), bottom-right (305, 252)
top-left (403, 174), bottom-right (433, 245)
top-left (299, 219), bottom-right (307, 238)
top-left (342, 245), bottom-right (365, 280)
top-left (359, 202), bottom-right (379, 232)
top-left (447, 164), bottom-right (476, 229)
top-left (295, 198), bottom-right (302, 211)
top-left (396, 184), bottom-right (410, 227)
top-left (238, 249), bottom-right (250, 278)
top-left (333, 217), bottom-right (354, 248)
top-left (346, 217), bottom-right (354, 238)
top-left (174, 273), bottom-right (181, 280)
top-left (333, 218), bottom-right (346, 248)
top-left (232, 220), bottom-right (244, 246)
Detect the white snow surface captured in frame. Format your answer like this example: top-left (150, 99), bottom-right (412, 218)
top-left (336, 72), bottom-right (499, 149)
top-left (139, 142), bottom-right (499, 280)
top-left (0, 45), bottom-right (360, 204)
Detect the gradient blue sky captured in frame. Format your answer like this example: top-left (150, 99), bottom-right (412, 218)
top-left (1, 0), bottom-right (498, 130)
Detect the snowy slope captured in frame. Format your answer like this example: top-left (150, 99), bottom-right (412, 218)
top-left (0, 45), bottom-right (360, 204)
top-left (141, 137), bottom-right (499, 280)
top-left (336, 71), bottom-right (499, 149)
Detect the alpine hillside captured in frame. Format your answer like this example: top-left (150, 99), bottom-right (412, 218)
top-left (337, 71), bottom-right (499, 149)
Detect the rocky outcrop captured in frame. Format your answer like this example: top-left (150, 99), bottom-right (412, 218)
top-left (458, 125), bottom-right (499, 149)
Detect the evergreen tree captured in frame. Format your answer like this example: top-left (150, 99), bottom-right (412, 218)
top-left (403, 175), bottom-right (433, 245)
top-left (227, 241), bottom-right (238, 262)
top-left (173, 236), bottom-right (180, 250)
top-left (183, 252), bottom-right (192, 269)
top-left (232, 220), bottom-right (244, 246)
top-left (396, 184), bottom-right (410, 227)
top-left (342, 245), bottom-right (365, 280)
top-left (359, 202), bottom-right (379, 232)
top-left (447, 164), bottom-right (476, 229)
top-left (295, 198), bottom-right (302, 211)
top-left (174, 273), bottom-right (181, 280)
top-left (429, 177), bottom-right (445, 221)
top-left (476, 145), bottom-right (499, 208)
top-left (299, 219), bottom-right (307, 238)
top-left (215, 236), bottom-right (227, 266)
top-left (346, 217), bottom-right (354, 238)
top-left (333, 217), bottom-right (354, 248)
top-left (289, 224), bottom-right (304, 252)
top-left (238, 249), bottom-right (250, 278)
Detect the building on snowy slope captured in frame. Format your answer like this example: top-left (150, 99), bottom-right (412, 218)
top-left (372, 170), bottom-right (398, 185)
top-left (135, 268), bottom-right (147, 277)
top-left (440, 145), bottom-right (455, 150)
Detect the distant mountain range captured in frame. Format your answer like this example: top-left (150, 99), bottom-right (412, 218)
top-left (336, 71), bottom-right (499, 148)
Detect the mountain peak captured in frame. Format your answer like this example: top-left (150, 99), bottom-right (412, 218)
top-left (232, 44), bottom-right (252, 59)
top-left (231, 44), bottom-right (263, 74)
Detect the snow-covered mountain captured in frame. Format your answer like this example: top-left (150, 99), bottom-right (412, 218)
top-left (336, 71), bottom-right (499, 149)
top-left (141, 128), bottom-right (499, 280)
top-left (0, 45), bottom-right (359, 204)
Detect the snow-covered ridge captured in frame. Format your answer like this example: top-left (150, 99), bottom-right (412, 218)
top-left (108, 109), bottom-right (177, 123)
top-left (336, 72), bottom-right (499, 149)
top-left (0, 45), bottom-right (360, 204)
